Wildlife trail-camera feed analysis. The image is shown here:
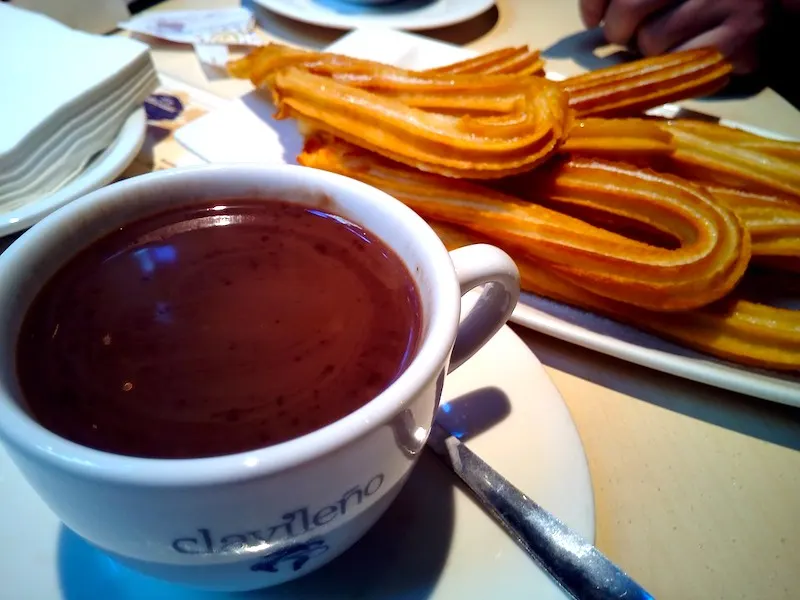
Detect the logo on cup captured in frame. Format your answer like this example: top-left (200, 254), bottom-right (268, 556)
top-left (250, 538), bottom-right (330, 573)
top-left (170, 474), bottom-right (384, 556)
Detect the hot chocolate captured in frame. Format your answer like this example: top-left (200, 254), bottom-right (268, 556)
top-left (16, 200), bottom-right (422, 459)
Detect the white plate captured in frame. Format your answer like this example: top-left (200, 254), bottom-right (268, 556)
top-left (0, 107), bottom-right (147, 238)
top-left (0, 316), bottom-right (594, 600)
top-left (252, 0), bottom-right (495, 31)
top-left (512, 295), bottom-right (800, 407)
top-left (181, 28), bottom-right (800, 406)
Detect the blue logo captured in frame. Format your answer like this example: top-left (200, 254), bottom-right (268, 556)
top-left (251, 538), bottom-right (329, 573)
top-left (144, 94), bottom-right (184, 121)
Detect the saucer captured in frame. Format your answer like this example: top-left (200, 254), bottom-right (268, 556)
top-left (0, 313), bottom-right (593, 598)
top-left (251, 0), bottom-right (496, 31)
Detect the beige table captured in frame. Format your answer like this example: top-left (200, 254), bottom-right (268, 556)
top-left (127, 2), bottom-right (800, 598)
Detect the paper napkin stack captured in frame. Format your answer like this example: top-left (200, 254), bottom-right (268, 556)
top-left (0, 4), bottom-right (158, 211)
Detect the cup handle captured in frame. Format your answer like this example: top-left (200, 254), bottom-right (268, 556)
top-left (448, 244), bottom-right (521, 373)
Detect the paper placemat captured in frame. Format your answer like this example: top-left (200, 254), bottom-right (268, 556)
top-left (120, 74), bottom-right (221, 178)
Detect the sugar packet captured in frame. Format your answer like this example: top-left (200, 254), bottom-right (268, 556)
top-left (118, 8), bottom-right (261, 68)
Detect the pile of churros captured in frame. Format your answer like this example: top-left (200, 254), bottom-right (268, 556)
top-left (228, 44), bottom-right (800, 372)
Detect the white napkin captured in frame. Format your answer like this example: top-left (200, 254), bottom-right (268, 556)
top-left (0, 3), bottom-right (153, 158)
top-left (0, 69), bottom-right (159, 209)
top-left (174, 91), bottom-right (303, 166)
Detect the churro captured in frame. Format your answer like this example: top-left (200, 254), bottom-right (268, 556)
top-left (658, 120), bottom-right (800, 200)
top-left (560, 118), bottom-right (674, 160)
top-left (708, 187), bottom-right (800, 271)
top-left (299, 136), bottom-right (750, 311)
top-left (561, 48), bottom-right (732, 118)
top-left (228, 40), bottom-right (799, 371)
top-left (272, 67), bottom-right (571, 178)
top-left (423, 46), bottom-right (545, 76)
top-left (229, 42), bottom-right (572, 178)
top-left (433, 220), bottom-right (800, 371)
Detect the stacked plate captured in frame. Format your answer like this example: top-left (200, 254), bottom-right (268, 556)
top-left (252, 0), bottom-right (496, 31)
top-left (0, 4), bottom-right (158, 232)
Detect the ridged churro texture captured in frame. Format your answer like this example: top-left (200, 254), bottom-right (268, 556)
top-left (422, 46), bottom-right (545, 76)
top-left (561, 48), bottom-right (732, 118)
top-left (560, 118), bottom-right (674, 160)
top-left (657, 120), bottom-right (800, 201)
top-left (707, 187), bottom-right (800, 272)
top-left (299, 136), bottom-right (750, 312)
top-left (229, 42), bottom-right (800, 371)
top-left (432, 221), bottom-right (800, 372)
top-left (229, 43), bottom-right (572, 179)
top-left (271, 67), bottom-right (571, 179)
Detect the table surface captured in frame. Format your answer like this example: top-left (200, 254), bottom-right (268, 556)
top-left (127, 2), bottom-right (800, 598)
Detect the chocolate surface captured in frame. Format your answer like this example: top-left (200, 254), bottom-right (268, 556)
top-left (17, 200), bottom-right (421, 459)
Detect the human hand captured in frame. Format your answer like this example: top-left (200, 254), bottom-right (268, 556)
top-left (579, 0), bottom-right (773, 74)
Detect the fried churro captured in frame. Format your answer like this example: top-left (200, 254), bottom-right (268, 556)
top-left (432, 220), bottom-right (800, 371)
top-left (657, 120), bottom-right (800, 200)
top-left (229, 43), bottom-right (546, 82)
top-left (229, 43), bottom-right (572, 178)
top-left (271, 67), bottom-right (571, 178)
top-left (560, 118), bottom-right (674, 160)
top-left (561, 48), bottom-right (732, 118)
top-left (707, 187), bottom-right (800, 271)
top-left (228, 40), bottom-right (799, 371)
top-left (423, 46), bottom-right (545, 76)
top-left (665, 120), bottom-right (800, 160)
top-left (299, 136), bottom-right (750, 311)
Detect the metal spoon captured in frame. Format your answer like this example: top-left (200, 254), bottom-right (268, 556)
top-left (427, 422), bottom-right (655, 600)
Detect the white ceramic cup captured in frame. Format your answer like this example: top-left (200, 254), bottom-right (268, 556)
top-left (0, 164), bottom-right (519, 591)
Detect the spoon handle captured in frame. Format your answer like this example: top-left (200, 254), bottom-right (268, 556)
top-left (427, 423), bottom-right (655, 600)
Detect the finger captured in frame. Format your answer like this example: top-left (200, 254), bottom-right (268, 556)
top-left (580, 0), bottom-right (611, 28)
top-left (636, 0), bottom-right (725, 56)
top-left (603, 0), bottom-right (678, 46)
top-left (674, 19), bottom-right (762, 74)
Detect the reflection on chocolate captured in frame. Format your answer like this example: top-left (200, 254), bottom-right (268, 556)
top-left (17, 200), bottom-right (421, 459)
